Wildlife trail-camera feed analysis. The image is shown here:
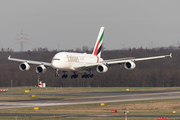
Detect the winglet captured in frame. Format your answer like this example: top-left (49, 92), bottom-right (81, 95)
top-left (165, 53), bottom-right (172, 58)
top-left (8, 55), bottom-right (11, 60)
top-left (170, 53), bottom-right (172, 58)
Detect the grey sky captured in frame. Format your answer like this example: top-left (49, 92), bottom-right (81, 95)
top-left (1, 0), bottom-right (180, 51)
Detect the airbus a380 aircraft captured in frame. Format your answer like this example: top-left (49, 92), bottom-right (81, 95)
top-left (8, 27), bottom-right (172, 79)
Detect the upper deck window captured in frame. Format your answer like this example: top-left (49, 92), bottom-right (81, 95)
top-left (53, 58), bottom-right (60, 61)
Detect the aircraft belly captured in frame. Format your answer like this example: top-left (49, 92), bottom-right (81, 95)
top-left (57, 62), bottom-right (73, 70)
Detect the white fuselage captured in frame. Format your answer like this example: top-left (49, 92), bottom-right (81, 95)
top-left (51, 52), bottom-right (103, 71)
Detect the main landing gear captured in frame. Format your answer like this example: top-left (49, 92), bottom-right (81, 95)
top-left (69, 73), bottom-right (94, 79)
top-left (54, 70), bottom-right (93, 79)
top-left (62, 71), bottom-right (68, 79)
top-left (82, 73), bottom-right (94, 79)
top-left (62, 74), bottom-right (68, 79)
top-left (71, 73), bottom-right (78, 79)
top-left (55, 70), bottom-right (68, 78)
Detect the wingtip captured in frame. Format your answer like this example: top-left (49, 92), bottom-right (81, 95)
top-left (8, 55), bottom-right (11, 59)
top-left (170, 53), bottom-right (172, 58)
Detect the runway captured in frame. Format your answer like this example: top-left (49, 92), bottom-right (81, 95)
top-left (1, 90), bottom-right (180, 109)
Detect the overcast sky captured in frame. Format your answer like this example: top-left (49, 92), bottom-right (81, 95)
top-left (1, 0), bottom-right (180, 51)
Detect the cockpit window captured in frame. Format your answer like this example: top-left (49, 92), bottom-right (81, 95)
top-left (53, 59), bottom-right (60, 61)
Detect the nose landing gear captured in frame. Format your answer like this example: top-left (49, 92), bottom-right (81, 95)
top-left (55, 69), bottom-right (59, 77)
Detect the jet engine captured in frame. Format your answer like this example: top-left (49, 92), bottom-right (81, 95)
top-left (96, 64), bottom-right (108, 73)
top-left (36, 65), bottom-right (47, 74)
top-left (19, 62), bottom-right (30, 71)
top-left (124, 61), bottom-right (136, 70)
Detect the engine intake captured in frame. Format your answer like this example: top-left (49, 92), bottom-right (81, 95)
top-left (124, 61), bottom-right (136, 70)
top-left (36, 65), bottom-right (47, 74)
top-left (96, 64), bottom-right (108, 73)
top-left (19, 62), bottom-right (30, 71)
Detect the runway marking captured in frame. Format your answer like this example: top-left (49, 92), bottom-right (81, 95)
top-left (64, 91), bottom-right (180, 99)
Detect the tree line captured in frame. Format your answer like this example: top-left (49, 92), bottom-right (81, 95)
top-left (0, 47), bottom-right (178, 87)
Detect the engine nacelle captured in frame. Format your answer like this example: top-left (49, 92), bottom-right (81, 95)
top-left (19, 62), bottom-right (30, 71)
top-left (96, 64), bottom-right (108, 73)
top-left (124, 61), bottom-right (136, 70)
top-left (36, 65), bottom-right (47, 74)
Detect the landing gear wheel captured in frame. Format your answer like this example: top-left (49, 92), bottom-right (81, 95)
top-left (71, 74), bottom-right (78, 79)
top-left (82, 73), bottom-right (93, 79)
top-left (89, 74), bottom-right (94, 78)
top-left (62, 74), bottom-right (68, 79)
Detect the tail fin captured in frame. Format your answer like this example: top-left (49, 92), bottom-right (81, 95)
top-left (92, 27), bottom-right (105, 57)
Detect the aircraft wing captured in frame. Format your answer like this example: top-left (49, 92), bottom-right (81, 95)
top-left (103, 53), bottom-right (172, 65)
top-left (8, 56), bottom-right (51, 66)
top-left (74, 57), bottom-right (136, 69)
top-left (73, 53), bottom-right (172, 71)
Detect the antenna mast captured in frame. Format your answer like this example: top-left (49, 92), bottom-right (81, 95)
top-left (16, 29), bottom-right (28, 52)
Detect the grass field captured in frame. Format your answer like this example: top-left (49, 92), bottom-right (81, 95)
top-left (0, 87), bottom-right (180, 120)
top-left (3, 86), bottom-right (180, 94)
top-left (0, 116), bottom-right (156, 120)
